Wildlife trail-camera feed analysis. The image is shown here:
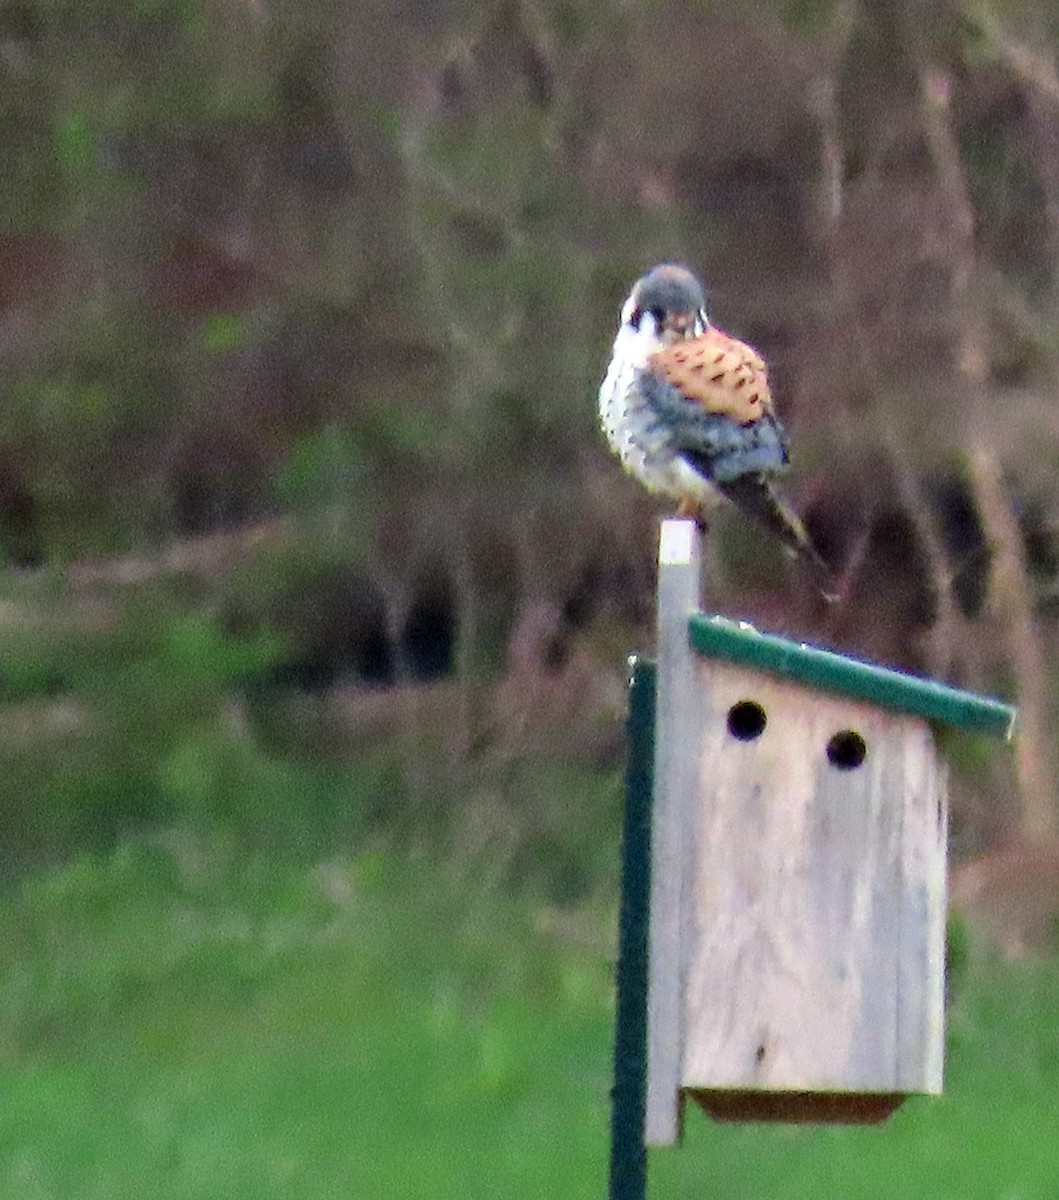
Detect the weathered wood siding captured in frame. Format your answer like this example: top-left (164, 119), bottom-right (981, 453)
top-left (645, 520), bottom-right (947, 1142)
top-left (680, 664), bottom-right (947, 1095)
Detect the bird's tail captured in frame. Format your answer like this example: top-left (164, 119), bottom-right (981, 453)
top-left (717, 475), bottom-right (837, 600)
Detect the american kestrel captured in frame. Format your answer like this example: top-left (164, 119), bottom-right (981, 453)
top-left (599, 263), bottom-right (832, 591)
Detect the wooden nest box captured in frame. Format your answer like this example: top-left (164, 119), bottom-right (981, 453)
top-left (631, 521), bottom-right (1016, 1143)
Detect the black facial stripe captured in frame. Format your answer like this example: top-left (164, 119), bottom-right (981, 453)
top-left (629, 306), bottom-right (643, 330)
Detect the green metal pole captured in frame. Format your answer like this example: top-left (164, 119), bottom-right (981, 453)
top-left (609, 657), bottom-right (656, 1200)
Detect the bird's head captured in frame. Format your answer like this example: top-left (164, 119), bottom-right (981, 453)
top-left (621, 263), bottom-right (708, 345)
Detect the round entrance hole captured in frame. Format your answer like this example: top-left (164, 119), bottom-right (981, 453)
top-left (826, 730), bottom-right (867, 770)
top-left (727, 700), bottom-right (767, 741)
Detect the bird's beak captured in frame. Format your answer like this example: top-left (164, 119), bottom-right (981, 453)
top-left (661, 311), bottom-right (693, 341)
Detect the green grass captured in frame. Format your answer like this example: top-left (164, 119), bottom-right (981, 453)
top-left (0, 834), bottom-right (1058, 1198)
top-left (0, 836), bottom-right (613, 1199)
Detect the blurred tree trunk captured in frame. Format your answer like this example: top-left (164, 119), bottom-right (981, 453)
top-left (966, 445), bottom-right (1057, 839)
top-left (903, 4), bottom-right (1057, 840)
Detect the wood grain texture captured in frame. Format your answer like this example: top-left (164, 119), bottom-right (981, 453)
top-left (644, 520), bottom-right (701, 1146)
top-left (679, 663), bottom-right (947, 1095)
top-left (649, 328), bottom-right (771, 425)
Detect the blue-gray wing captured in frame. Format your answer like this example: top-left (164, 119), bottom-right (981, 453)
top-left (637, 368), bottom-right (790, 484)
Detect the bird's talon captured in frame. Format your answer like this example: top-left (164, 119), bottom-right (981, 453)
top-left (675, 498), bottom-right (706, 530)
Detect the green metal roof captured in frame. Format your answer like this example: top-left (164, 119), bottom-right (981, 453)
top-left (688, 614), bottom-right (1016, 739)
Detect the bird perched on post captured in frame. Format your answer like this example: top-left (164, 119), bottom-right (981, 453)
top-left (599, 263), bottom-right (833, 594)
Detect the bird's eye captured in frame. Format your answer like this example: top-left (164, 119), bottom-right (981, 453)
top-left (650, 307), bottom-right (666, 323)
top-left (629, 306), bottom-right (643, 330)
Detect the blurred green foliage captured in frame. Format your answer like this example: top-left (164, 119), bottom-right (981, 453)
top-left (0, 838), bottom-right (1058, 1198)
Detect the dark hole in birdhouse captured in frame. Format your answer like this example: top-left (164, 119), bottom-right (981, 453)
top-left (727, 700), bottom-right (767, 741)
top-left (826, 730), bottom-right (867, 770)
